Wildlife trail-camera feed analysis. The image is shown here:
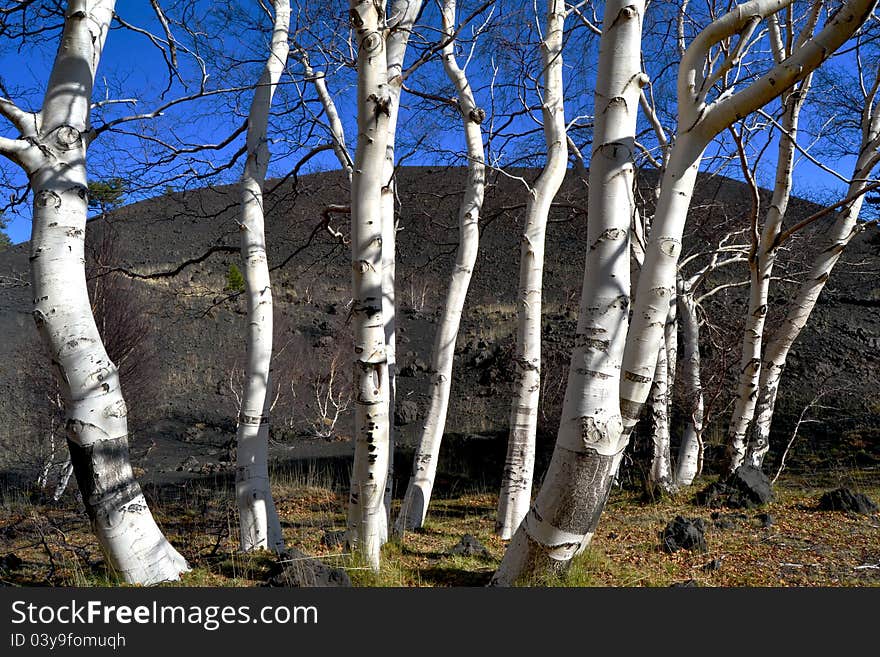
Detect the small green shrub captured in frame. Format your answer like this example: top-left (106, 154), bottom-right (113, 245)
top-left (225, 263), bottom-right (246, 292)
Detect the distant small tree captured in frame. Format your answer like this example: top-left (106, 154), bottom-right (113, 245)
top-left (225, 263), bottom-right (245, 292)
top-left (88, 177), bottom-right (127, 212)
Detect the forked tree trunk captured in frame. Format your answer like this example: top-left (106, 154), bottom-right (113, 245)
top-left (620, 0), bottom-right (871, 461)
top-left (492, 0), bottom-right (644, 583)
top-left (745, 77), bottom-right (880, 468)
top-left (235, 0), bottom-right (290, 553)
top-left (495, 0), bottom-right (569, 540)
top-left (395, 0), bottom-right (486, 534)
top-left (494, 0), bottom-right (873, 584)
top-left (6, 0), bottom-right (188, 584)
top-left (724, 77), bottom-right (810, 475)
top-left (346, 0), bottom-right (393, 571)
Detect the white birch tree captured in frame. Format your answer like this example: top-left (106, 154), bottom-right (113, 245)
top-left (394, 0), bottom-right (487, 533)
top-left (723, 7), bottom-right (818, 473)
top-left (346, 0), bottom-right (395, 570)
top-left (234, 0), bottom-right (290, 553)
top-left (379, 0), bottom-right (424, 537)
top-left (675, 237), bottom-right (748, 485)
top-left (494, 0), bottom-right (569, 540)
top-left (0, 0), bottom-right (188, 584)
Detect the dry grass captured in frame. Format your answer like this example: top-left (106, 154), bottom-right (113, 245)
top-left (1, 467), bottom-right (878, 587)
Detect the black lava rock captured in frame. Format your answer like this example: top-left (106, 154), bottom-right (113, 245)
top-left (320, 530), bottom-right (347, 549)
top-left (264, 549), bottom-right (351, 587)
top-left (394, 399), bottom-right (420, 426)
top-left (399, 358), bottom-right (429, 377)
top-left (448, 534), bottom-right (490, 558)
top-left (818, 488), bottom-right (878, 515)
top-left (0, 553), bottom-right (23, 572)
top-left (660, 516), bottom-right (708, 553)
top-left (696, 465), bottom-right (774, 509)
top-left (755, 512), bottom-right (774, 528)
top-left (702, 558), bottom-right (724, 572)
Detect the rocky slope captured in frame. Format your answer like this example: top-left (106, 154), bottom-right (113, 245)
top-left (1, 167), bottom-right (878, 488)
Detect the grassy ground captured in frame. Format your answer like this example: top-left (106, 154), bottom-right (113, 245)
top-left (1, 465), bottom-right (878, 587)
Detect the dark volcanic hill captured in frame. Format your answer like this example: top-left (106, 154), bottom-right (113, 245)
top-left (1, 166), bottom-right (878, 487)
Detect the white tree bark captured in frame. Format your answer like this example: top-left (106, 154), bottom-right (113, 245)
top-left (495, 0), bottom-right (569, 540)
top-left (379, 0), bottom-right (423, 535)
top-left (675, 279), bottom-right (703, 486)
top-left (492, 0), bottom-right (643, 583)
top-left (495, 0), bottom-right (874, 584)
top-left (394, 0), bottom-right (486, 534)
top-left (235, 0), bottom-right (290, 553)
top-left (648, 313), bottom-right (674, 493)
top-left (724, 65), bottom-right (813, 475)
top-left (346, 0), bottom-right (393, 571)
top-left (0, 0), bottom-right (188, 584)
top-left (298, 48), bottom-right (353, 180)
top-left (745, 70), bottom-right (880, 469)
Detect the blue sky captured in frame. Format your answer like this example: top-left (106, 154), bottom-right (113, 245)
top-left (0, 0), bottom-right (872, 245)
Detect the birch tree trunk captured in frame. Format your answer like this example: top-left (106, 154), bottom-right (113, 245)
top-left (379, 0), bottom-right (423, 534)
top-left (492, 0), bottom-right (644, 583)
top-left (1, 0), bottom-right (188, 584)
top-left (724, 76), bottom-right (811, 475)
top-left (494, 0), bottom-right (569, 540)
top-left (298, 48), bottom-right (353, 180)
top-left (495, 0), bottom-right (873, 584)
top-left (648, 328), bottom-right (674, 493)
top-left (745, 75), bottom-right (880, 468)
top-left (235, 0), bottom-right (290, 553)
top-left (346, 0), bottom-right (393, 571)
top-left (675, 281), bottom-right (703, 486)
top-left (394, 0), bottom-right (486, 534)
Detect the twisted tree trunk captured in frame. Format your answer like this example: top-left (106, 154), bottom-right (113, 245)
top-left (235, 0), bottom-right (290, 553)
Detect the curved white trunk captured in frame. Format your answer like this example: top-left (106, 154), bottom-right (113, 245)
top-left (300, 52), bottom-right (353, 179)
top-left (346, 0), bottom-right (393, 571)
top-left (675, 284), bottom-right (703, 486)
top-left (18, 0), bottom-right (188, 585)
top-left (495, 0), bottom-right (569, 540)
top-left (493, 0), bottom-right (643, 583)
top-left (235, 0), bottom-right (290, 553)
top-left (395, 0), bottom-right (486, 533)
